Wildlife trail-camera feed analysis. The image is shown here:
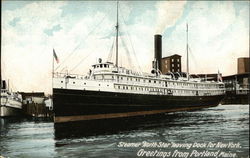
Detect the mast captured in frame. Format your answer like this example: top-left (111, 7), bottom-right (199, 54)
top-left (186, 23), bottom-right (189, 80)
top-left (115, 0), bottom-right (119, 67)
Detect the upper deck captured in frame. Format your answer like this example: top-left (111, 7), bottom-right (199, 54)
top-left (53, 60), bottom-right (225, 96)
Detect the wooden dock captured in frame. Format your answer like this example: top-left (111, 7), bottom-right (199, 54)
top-left (20, 92), bottom-right (53, 119)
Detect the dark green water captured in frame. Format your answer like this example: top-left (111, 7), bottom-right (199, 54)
top-left (0, 104), bottom-right (249, 158)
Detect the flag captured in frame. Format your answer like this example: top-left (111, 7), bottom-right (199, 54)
top-left (217, 70), bottom-right (223, 82)
top-left (53, 49), bottom-right (59, 63)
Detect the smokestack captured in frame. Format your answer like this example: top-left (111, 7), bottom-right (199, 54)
top-left (154, 34), bottom-right (162, 72)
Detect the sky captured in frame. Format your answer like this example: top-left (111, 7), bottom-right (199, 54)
top-left (1, 1), bottom-right (249, 94)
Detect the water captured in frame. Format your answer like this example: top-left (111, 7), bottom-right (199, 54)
top-left (0, 104), bottom-right (249, 158)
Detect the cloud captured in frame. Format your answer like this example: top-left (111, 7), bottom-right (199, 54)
top-left (2, 1), bottom-right (66, 93)
top-left (1, 1), bottom-right (249, 94)
top-left (9, 17), bottom-right (20, 26)
top-left (44, 24), bottom-right (62, 36)
top-left (163, 1), bottom-right (249, 75)
top-left (155, 1), bottom-right (186, 34)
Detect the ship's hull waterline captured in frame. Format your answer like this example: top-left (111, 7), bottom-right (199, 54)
top-left (0, 106), bottom-right (22, 117)
top-left (53, 88), bottom-right (225, 123)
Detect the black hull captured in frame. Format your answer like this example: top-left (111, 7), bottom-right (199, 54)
top-left (53, 88), bottom-right (224, 122)
top-left (53, 88), bottom-right (224, 139)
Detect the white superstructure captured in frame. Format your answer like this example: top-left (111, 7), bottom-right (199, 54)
top-left (54, 61), bottom-right (225, 97)
top-left (1, 81), bottom-right (22, 117)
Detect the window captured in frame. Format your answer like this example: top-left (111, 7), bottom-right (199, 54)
top-left (61, 81), bottom-right (63, 83)
top-left (172, 64), bottom-right (174, 67)
top-left (172, 59), bottom-right (174, 62)
top-left (73, 82), bottom-right (75, 84)
top-left (178, 64), bottom-right (180, 67)
top-left (84, 83), bottom-right (86, 85)
top-left (177, 59), bottom-right (179, 62)
top-left (100, 64), bottom-right (103, 68)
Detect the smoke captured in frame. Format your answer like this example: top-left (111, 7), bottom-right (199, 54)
top-left (155, 1), bottom-right (186, 34)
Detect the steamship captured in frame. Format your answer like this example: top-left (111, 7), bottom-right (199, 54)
top-left (53, 2), bottom-right (225, 124)
top-left (1, 80), bottom-right (22, 117)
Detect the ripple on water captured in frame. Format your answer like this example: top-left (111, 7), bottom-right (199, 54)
top-left (0, 104), bottom-right (249, 158)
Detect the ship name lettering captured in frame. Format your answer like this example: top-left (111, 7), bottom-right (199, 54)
top-left (157, 142), bottom-right (171, 148)
top-left (142, 141), bottom-right (158, 147)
